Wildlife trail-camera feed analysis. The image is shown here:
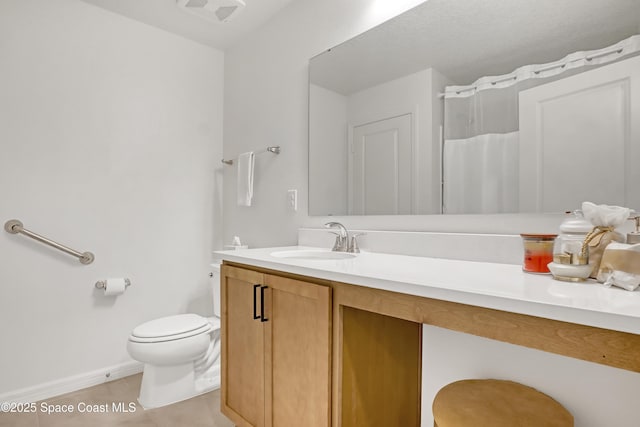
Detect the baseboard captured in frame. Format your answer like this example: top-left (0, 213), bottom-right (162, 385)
top-left (0, 361), bottom-right (144, 404)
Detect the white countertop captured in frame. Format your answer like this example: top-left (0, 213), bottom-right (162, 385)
top-left (215, 246), bottom-right (640, 335)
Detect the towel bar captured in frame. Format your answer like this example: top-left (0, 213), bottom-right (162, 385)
top-left (222, 146), bottom-right (280, 165)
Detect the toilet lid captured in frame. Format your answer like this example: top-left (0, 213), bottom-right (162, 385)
top-left (131, 314), bottom-right (211, 341)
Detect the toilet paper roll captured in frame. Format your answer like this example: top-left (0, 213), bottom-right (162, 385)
top-left (103, 278), bottom-right (127, 296)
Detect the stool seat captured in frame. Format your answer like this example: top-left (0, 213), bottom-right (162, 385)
top-left (433, 379), bottom-right (573, 427)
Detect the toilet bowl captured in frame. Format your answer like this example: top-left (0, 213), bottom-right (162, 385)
top-left (127, 263), bottom-right (222, 409)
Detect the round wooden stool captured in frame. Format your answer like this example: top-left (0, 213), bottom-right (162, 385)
top-left (432, 379), bottom-right (573, 427)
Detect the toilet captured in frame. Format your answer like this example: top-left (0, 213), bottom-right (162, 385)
top-left (127, 262), bottom-right (222, 409)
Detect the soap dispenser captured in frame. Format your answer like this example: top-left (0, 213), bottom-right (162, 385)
top-left (628, 216), bottom-right (640, 244)
top-left (224, 236), bottom-right (248, 250)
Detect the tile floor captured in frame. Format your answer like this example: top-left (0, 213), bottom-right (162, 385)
top-left (0, 374), bottom-right (235, 427)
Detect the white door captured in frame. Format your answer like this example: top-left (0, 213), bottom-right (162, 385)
top-left (349, 114), bottom-right (412, 215)
top-left (519, 55), bottom-right (640, 212)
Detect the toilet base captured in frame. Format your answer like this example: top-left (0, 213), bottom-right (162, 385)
top-left (137, 362), bottom-right (220, 409)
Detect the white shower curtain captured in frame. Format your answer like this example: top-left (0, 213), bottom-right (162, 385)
top-left (443, 132), bottom-right (519, 214)
top-left (442, 84), bottom-right (520, 214)
top-left (442, 34), bottom-right (640, 214)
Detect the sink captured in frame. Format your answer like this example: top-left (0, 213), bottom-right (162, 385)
top-left (270, 249), bottom-right (357, 260)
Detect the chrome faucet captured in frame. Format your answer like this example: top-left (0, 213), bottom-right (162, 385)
top-left (325, 222), bottom-right (348, 252)
top-left (324, 222), bottom-right (364, 253)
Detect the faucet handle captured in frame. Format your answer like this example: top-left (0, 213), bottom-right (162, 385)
top-left (328, 231), bottom-right (347, 252)
top-left (348, 233), bottom-right (366, 253)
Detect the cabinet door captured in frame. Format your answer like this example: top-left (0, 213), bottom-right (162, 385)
top-left (264, 274), bottom-right (332, 427)
top-left (221, 265), bottom-right (266, 427)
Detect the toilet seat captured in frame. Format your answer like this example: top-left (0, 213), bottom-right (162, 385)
top-left (130, 314), bottom-right (213, 343)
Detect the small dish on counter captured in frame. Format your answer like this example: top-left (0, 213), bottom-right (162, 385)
top-left (547, 262), bottom-right (592, 282)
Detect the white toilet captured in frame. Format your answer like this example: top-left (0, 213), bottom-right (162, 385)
top-left (127, 263), bottom-right (222, 409)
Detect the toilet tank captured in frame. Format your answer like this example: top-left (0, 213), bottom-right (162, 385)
top-left (210, 261), bottom-right (221, 318)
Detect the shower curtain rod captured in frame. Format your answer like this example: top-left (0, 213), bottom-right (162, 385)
top-left (438, 34), bottom-right (639, 99)
top-left (437, 48), bottom-right (623, 98)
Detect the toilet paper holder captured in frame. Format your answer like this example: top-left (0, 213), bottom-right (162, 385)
top-left (95, 278), bottom-right (131, 290)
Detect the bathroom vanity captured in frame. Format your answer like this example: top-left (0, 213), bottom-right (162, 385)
top-left (216, 247), bottom-right (640, 427)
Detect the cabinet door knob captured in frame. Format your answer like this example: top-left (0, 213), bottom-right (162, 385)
top-left (209, 272), bottom-right (213, 277)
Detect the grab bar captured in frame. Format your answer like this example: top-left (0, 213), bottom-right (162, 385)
top-left (4, 219), bottom-right (95, 265)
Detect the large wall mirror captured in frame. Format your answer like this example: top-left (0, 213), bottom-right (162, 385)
top-left (308, 0), bottom-right (640, 216)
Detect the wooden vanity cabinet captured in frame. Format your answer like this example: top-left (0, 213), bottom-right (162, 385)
top-left (220, 259), bottom-right (640, 427)
top-left (221, 264), bottom-right (332, 427)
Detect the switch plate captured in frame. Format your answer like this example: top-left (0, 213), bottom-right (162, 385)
top-left (287, 189), bottom-right (298, 211)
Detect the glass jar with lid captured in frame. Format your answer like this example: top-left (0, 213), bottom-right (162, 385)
top-left (549, 211), bottom-right (593, 281)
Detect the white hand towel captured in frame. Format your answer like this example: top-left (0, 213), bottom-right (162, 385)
top-left (237, 151), bottom-right (255, 207)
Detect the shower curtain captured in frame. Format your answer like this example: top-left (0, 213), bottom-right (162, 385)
top-left (443, 132), bottom-right (519, 214)
top-left (442, 34), bottom-right (640, 214)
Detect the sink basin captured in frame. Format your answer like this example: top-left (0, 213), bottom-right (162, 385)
top-left (270, 249), bottom-right (356, 260)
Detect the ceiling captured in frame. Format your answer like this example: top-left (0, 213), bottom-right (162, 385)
top-left (80, 0), bottom-right (297, 50)
top-left (310, 0), bottom-right (640, 94)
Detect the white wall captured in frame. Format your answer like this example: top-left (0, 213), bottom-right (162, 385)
top-left (429, 69), bottom-right (453, 213)
top-left (223, 0), bottom-right (640, 424)
top-left (0, 0), bottom-right (224, 396)
top-left (309, 84), bottom-right (348, 215)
